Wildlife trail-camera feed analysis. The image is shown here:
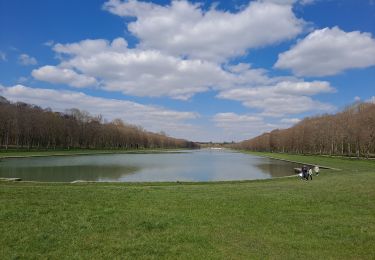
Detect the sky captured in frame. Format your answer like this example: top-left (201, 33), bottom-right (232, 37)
top-left (0, 0), bottom-right (374, 142)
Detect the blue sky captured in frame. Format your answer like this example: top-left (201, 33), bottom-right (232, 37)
top-left (0, 0), bottom-right (374, 142)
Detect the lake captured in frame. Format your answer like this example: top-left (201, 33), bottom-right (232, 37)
top-left (0, 149), bottom-right (301, 182)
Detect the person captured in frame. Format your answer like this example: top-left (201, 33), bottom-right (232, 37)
top-left (302, 165), bottom-right (308, 180)
top-left (308, 167), bottom-right (313, 180)
top-left (314, 165), bottom-right (320, 176)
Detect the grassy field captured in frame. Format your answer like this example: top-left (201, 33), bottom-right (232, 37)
top-left (0, 153), bottom-right (374, 259)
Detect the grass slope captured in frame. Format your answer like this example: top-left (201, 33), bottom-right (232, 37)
top-left (0, 153), bottom-right (374, 259)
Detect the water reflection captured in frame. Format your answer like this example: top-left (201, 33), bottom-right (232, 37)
top-left (0, 150), bottom-right (300, 182)
top-left (253, 158), bottom-right (301, 178)
top-left (0, 160), bottom-right (138, 182)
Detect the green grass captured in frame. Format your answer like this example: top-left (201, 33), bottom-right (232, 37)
top-left (242, 151), bottom-right (375, 172)
top-left (0, 153), bottom-right (374, 259)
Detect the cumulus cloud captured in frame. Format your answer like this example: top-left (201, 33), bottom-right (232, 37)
top-left (0, 84), bottom-right (198, 137)
top-left (225, 63), bottom-right (276, 87)
top-left (271, 80), bottom-right (335, 95)
top-left (275, 27), bottom-right (375, 76)
top-left (32, 66), bottom-right (97, 88)
top-left (18, 54), bottom-right (37, 65)
top-left (217, 80), bottom-right (335, 117)
top-left (54, 38), bottom-right (126, 56)
top-left (36, 37), bottom-right (318, 101)
top-left (33, 38), bottom-right (277, 99)
top-left (103, 0), bottom-right (304, 61)
top-left (32, 37), bottom-right (337, 114)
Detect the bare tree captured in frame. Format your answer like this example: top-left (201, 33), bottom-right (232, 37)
top-left (233, 101), bottom-right (375, 158)
top-left (0, 96), bottom-right (199, 150)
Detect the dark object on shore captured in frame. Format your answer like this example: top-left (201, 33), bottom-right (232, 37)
top-left (294, 167), bottom-right (302, 173)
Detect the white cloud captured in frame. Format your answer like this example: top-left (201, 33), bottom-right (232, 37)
top-left (213, 112), bottom-right (265, 130)
top-left (44, 40), bottom-right (55, 47)
top-left (54, 38), bottom-right (123, 56)
top-left (35, 37), bottom-right (313, 100)
top-left (0, 51), bottom-right (6, 61)
top-left (32, 38), bottom-right (242, 99)
top-left (225, 63), bottom-right (276, 87)
top-left (17, 76), bottom-right (29, 84)
top-left (280, 118), bottom-right (301, 124)
top-left (33, 37), bottom-right (337, 113)
top-left (18, 54), bottom-right (38, 66)
top-left (262, 0), bottom-right (315, 5)
top-left (212, 113), bottom-right (307, 141)
top-left (275, 27), bottom-right (375, 76)
top-left (299, 0), bottom-right (315, 5)
top-left (0, 84), bottom-right (198, 138)
top-left (212, 112), bottom-right (277, 139)
top-left (272, 80), bottom-right (335, 95)
top-left (103, 0), bottom-right (304, 61)
top-left (32, 65), bottom-right (97, 88)
top-left (217, 80), bottom-right (335, 117)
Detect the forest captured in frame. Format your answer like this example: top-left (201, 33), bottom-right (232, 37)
top-left (234, 102), bottom-right (375, 158)
top-left (0, 96), bottom-right (198, 150)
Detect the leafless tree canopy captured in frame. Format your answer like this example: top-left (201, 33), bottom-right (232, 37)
top-left (234, 102), bottom-right (375, 158)
top-left (0, 97), bottom-right (198, 150)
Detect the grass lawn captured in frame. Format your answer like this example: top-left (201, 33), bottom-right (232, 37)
top-left (0, 153), bottom-right (374, 259)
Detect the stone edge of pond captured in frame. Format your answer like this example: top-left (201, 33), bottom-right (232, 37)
top-left (0, 174), bottom-right (305, 185)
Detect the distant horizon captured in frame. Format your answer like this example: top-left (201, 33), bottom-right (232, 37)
top-left (1, 0), bottom-right (374, 142)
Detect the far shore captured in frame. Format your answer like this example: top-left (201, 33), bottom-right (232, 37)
top-left (0, 148), bottom-right (191, 159)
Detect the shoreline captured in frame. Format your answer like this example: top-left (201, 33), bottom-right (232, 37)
top-left (0, 174), bottom-right (302, 186)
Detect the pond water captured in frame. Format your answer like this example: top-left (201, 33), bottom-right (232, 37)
top-left (0, 149), bottom-right (301, 182)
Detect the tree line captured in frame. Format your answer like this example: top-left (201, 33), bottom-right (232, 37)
top-left (0, 96), bottom-right (198, 150)
top-left (233, 102), bottom-right (375, 158)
